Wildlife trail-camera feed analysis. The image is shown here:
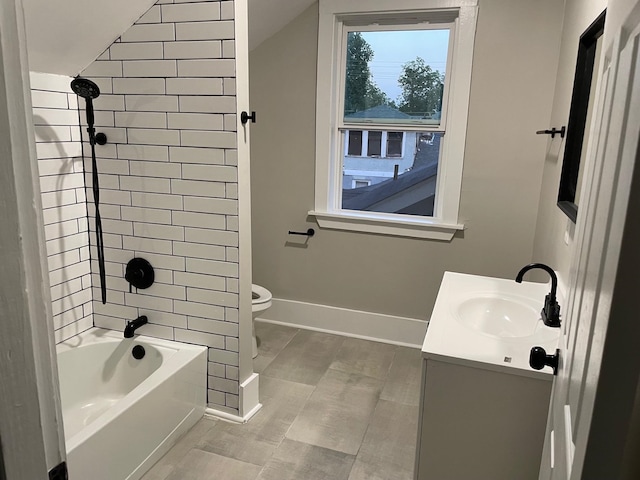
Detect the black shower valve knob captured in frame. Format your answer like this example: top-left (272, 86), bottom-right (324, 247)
top-left (125, 257), bottom-right (155, 290)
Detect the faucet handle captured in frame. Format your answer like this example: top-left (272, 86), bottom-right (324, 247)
top-left (542, 294), bottom-right (561, 328)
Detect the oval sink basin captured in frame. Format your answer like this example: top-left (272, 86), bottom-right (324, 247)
top-left (454, 295), bottom-right (540, 338)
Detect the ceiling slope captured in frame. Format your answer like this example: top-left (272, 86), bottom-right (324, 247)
top-left (248, 0), bottom-right (316, 50)
top-left (23, 0), bottom-right (157, 75)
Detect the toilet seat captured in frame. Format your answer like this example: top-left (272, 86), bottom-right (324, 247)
top-left (250, 284), bottom-right (272, 359)
top-left (251, 284), bottom-right (272, 305)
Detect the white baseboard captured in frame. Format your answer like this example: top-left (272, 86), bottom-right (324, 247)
top-left (205, 373), bottom-right (262, 424)
top-left (205, 403), bottom-right (262, 424)
top-left (257, 298), bottom-right (428, 348)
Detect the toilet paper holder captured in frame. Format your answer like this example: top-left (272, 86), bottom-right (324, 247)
top-left (288, 228), bottom-right (315, 237)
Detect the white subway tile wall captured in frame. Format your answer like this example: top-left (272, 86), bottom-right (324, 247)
top-left (31, 72), bottom-right (94, 345)
top-left (81, 0), bottom-right (240, 413)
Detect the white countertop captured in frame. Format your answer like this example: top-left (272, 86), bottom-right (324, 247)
top-left (422, 272), bottom-right (561, 380)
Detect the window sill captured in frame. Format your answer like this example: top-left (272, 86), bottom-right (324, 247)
top-left (309, 210), bottom-right (464, 241)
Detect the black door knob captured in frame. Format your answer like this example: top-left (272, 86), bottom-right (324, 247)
top-left (529, 346), bottom-right (559, 375)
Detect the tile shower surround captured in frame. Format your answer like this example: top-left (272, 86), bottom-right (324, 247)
top-left (31, 72), bottom-right (94, 345)
top-left (78, 0), bottom-right (241, 413)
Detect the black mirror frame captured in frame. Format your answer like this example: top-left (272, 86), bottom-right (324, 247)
top-left (557, 10), bottom-right (606, 223)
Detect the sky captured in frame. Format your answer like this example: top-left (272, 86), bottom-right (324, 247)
top-left (360, 29), bottom-right (450, 101)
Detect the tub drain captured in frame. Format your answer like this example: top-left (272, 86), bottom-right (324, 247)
top-left (132, 345), bottom-right (146, 360)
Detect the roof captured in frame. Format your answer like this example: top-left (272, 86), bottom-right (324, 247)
top-left (342, 133), bottom-right (441, 212)
top-left (345, 104), bottom-right (413, 120)
top-left (342, 162), bottom-right (438, 211)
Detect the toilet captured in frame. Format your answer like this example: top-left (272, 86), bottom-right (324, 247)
top-left (251, 284), bottom-right (272, 358)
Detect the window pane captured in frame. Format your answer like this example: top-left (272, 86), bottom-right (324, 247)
top-left (387, 132), bottom-right (403, 157)
top-left (344, 29), bottom-right (449, 125)
top-left (342, 131), bottom-right (442, 217)
top-left (367, 131), bottom-right (382, 156)
top-left (347, 130), bottom-right (362, 156)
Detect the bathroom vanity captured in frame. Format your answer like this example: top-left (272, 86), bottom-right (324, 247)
top-left (415, 272), bottom-right (560, 480)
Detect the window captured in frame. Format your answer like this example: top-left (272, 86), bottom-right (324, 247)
top-left (387, 132), bottom-right (403, 157)
top-left (354, 179), bottom-right (371, 188)
top-left (347, 130), bottom-right (363, 155)
top-left (367, 131), bottom-right (382, 157)
top-left (313, 0), bottom-right (478, 240)
top-left (345, 130), bottom-right (404, 158)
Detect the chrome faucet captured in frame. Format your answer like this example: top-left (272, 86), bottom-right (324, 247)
top-left (124, 315), bottom-right (148, 338)
top-left (515, 263), bottom-right (561, 328)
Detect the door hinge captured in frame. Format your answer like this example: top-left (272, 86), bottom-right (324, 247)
top-left (48, 461), bottom-right (68, 480)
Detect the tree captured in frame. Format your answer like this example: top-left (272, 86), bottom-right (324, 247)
top-left (397, 57), bottom-right (444, 118)
top-left (344, 32), bottom-right (392, 115)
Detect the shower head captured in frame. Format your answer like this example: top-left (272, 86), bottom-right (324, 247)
top-left (71, 77), bottom-right (100, 130)
top-left (71, 77), bottom-right (100, 99)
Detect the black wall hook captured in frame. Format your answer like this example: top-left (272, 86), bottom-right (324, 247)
top-left (95, 132), bottom-right (108, 145)
top-left (536, 126), bottom-right (566, 138)
top-left (241, 111), bottom-right (256, 125)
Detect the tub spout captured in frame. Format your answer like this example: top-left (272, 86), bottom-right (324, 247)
top-left (124, 315), bottom-right (148, 338)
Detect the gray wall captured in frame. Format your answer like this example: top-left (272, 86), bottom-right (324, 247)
top-left (250, 0), bottom-right (564, 320)
top-left (532, 0), bottom-right (607, 282)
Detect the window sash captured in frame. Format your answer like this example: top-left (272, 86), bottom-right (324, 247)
top-left (338, 22), bottom-right (456, 132)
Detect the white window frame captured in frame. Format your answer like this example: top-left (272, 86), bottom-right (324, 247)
top-left (310, 0), bottom-right (478, 241)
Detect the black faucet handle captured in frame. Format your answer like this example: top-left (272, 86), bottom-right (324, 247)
top-left (542, 294), bottom-right (561, 328)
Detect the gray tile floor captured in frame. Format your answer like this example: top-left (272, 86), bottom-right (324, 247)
top-left (142, 322), bottom-right (422, 480)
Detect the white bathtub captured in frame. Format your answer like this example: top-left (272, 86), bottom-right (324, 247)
top-left (57, 328), bottom-right (207, 480)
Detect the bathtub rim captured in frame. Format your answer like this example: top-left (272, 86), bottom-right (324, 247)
top-left (56, 327), bottom-right (206, 355)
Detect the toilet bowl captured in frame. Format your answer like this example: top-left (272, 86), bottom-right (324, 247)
top-left (251, 284), bottom-right (272, 358)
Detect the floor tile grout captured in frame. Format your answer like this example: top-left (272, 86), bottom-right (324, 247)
top-left (143, 324), bottom-right (420, 480)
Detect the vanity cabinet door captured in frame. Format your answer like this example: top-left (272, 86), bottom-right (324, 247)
top-left (415, 359), bottom-right (551, 480)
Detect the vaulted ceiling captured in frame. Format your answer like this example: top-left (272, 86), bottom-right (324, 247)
top-left (248, 0), bottom-right (316, 50)
top-left (22, 0), bottom-right (157, 75)
top-left (22, 0), bottom-right (316, 76)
